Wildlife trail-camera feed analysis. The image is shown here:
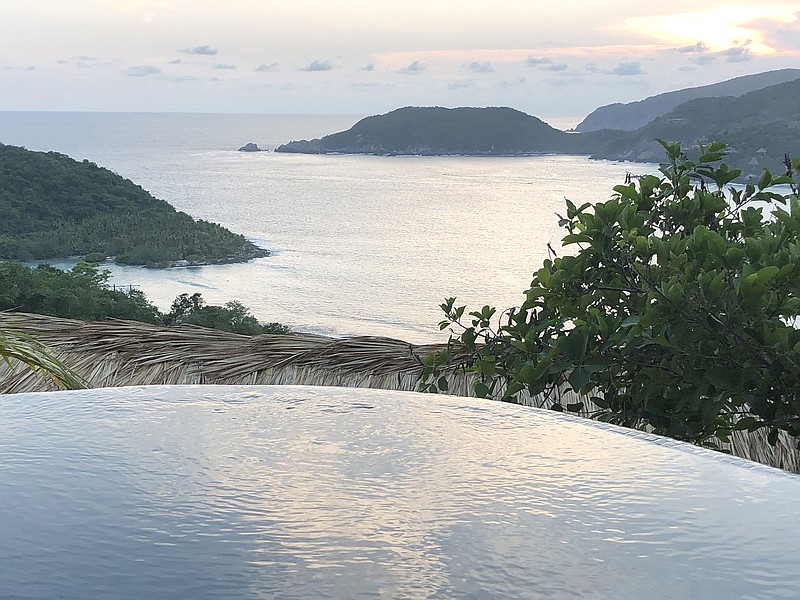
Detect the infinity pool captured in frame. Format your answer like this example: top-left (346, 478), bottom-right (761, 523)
top-left (2, 385), bottom-right (798, 599)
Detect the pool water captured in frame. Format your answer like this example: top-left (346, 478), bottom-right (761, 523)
top-left (2, 385), bottom-right (798, 599)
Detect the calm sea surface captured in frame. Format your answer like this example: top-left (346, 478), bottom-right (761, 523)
top-left (0, 112), bottom-right (659, 342)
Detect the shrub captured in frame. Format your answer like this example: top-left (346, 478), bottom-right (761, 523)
top-left (421, 142), bottom-right (800, 447)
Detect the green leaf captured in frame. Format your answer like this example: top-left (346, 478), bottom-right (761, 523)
top-left (733, 417), bottom-right (758, 431)
top-left (767, 429), bottom-right (779, 446)
top-left (474, 381), bottom-right (491, 398)
top-left (567, 363), bottom-right (604, 392)
top-left (561, 329), bottom-right (588, 362)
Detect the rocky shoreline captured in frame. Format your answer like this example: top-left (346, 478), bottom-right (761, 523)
top-left (140, 246), bottom-right (271, 269)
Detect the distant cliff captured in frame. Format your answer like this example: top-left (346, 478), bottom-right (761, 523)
top-left (576, 69), bottom-right (800, 132)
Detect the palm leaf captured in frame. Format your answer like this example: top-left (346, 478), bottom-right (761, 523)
top-left (0, 329), bottom-right (86, 390)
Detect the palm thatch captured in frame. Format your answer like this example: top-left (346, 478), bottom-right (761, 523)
top-left (1, 312), bottom-right (797, 474)
top-left (0, 325), bottom-right (86, 390)
top-left (0, 312), bottom-right (450, 392)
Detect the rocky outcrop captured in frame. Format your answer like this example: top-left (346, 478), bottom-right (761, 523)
top-left (238, 143), bottom-right (263, 152)
top-left (275, 139), bottom-right (325, 154)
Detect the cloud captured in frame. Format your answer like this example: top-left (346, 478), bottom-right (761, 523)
top-left (585, 62), bottom-right (600, 73)
top-left (349, 81), bottom-right (392, 89)
top-left (179, 45), bottom-right (218, 56)
top-left (676, 41), bottom-right (710, 53)
top-left (719, 44), bottom-right (752, 62)
top-left (361, 63), bottom-right (375, 71)
top-left (466, 61), bottom-right (494, 73)
top-left (166, 75), bottom-right (204, 83)
top-left (544, 76), bottom-right (588, 89)
top-left (446, 79), bottom-right (475, 90)
top-left (213, 63), bottom-right (236, 70)
top-left (399, 60), bottom-right (426, 73)
top-left (608, 61), bottom-right (645, 76)
top-left (169, 58), bottom-right (183, 65)
top-left (495, 77), bottom-right (526, 88)
top-left (526, 56), bottom-right (567, 72)
top-left (301, 59), bottom-right (333, 72)
top-left (526, 56), bottom-right (551, 66)
top-left (692, 54), bottom-right (717, 65)
top-left (255, 63), bottom-right (279, 72)
top-left (747, 12), bottom-right (800, 51)
top-left (124, 65), bottom-right (161, 77)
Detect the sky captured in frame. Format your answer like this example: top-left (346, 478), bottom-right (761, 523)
top-left (2, 1), bottom-right (800, 125)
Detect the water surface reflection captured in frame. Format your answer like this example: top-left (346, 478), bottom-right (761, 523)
top-left (2, 385), bottom-right (798, 599)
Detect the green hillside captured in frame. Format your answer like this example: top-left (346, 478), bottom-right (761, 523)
top-left (277, 106), bottom-right (593, 155)
top-left (0, 144), bottom-right (268, 266)
top-left (575, 68), bottom-right (800, 132)
top-left (597, 78), bottom-right (800, 176)
top-left (278, 76), bottom-right (800, 179)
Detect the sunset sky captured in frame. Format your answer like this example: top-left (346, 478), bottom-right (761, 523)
top-left (2, 1), bottom-right (799, 125)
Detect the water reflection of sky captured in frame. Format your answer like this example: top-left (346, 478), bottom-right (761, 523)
top-left (2, 385), bottom-right (799, 599)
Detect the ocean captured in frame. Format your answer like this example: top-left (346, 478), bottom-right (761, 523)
top-left (0, 112), bottom-right (659, 343)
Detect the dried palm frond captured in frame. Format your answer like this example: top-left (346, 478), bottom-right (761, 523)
top-left (0, 311), bottom-right (797, 474)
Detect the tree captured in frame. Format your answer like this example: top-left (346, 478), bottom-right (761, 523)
top-left (421, 142), bottom-right (800, 447)
top-left (165, 293), bottom-right (290, 335)
top-left (0, 262), bottom-right (289, 335)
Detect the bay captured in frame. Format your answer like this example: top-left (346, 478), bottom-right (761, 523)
top-left (0, 112), bottom-right (659, 343)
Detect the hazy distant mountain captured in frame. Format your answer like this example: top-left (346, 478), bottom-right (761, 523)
top-left (275, 76), bottom-right (800, 180)
top-left (592, 78), bottom-right (800, 176)
top-left (276, 106), bottom-right (594, 155)
top-left (575, 69), bottom-right (800, 132)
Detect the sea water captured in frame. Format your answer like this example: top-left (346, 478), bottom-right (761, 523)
top-left (0, 112), bottom-right (659, 342)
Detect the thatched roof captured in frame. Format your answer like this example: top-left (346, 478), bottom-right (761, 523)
top-left (1, 312), bottom-right (797, 474)
top-left (0, 312), bottom-right (453, 393)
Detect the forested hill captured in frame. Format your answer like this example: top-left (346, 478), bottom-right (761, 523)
top-left (592, 77), bottom-right (800, 176)
top-left (276, 81), bottom-right (800, 179)
top-left (0, 144), bottom-right (267, 267)
top-left (575, 68), bottom-right (800, 132)
top-left (276, 107), bottom-right (602, 155)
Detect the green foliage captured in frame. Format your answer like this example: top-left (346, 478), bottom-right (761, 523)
top-left (423, 142), bottom-right (800, 447)
top-left (0, 261), bottom-right (289, 336)
top-left (164, 293), bottom-right (290, 335)
top-left (0, 144), bottom-right (267, 266)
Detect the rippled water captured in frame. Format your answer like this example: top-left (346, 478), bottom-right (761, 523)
top-left (0, 113), bottom-right (660, 342)
top-left (2, 385), bottom-right (798, 599)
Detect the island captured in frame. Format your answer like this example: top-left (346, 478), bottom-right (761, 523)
top-left (276, 106), bottom-right (588, 156)
top-left (0, 143), bottom-right (269, 267)
top-left (276, 72), bottom-right (800, 179)
top-left (238, 142), bottom-right (264, 152)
